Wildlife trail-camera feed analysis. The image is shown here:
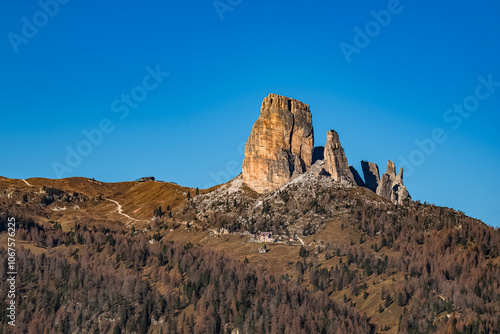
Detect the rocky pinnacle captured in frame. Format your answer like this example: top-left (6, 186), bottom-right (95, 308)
top-left (323, 130), bottom-right (356, 184)
top-left (242, 94), bottom-right (314, 193)
top-left (242, 94), bottom-right (411, 203)
top-left (361, 161), bottom-right (380, 192)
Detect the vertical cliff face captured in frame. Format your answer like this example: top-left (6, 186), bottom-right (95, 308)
top-left (361, 161), bottom-right (380, 192)
top-left (242, 94), bottom-right (314, 193)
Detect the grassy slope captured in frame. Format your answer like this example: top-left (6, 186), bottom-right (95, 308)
top-left (0, 176), bottom-right (213, 229)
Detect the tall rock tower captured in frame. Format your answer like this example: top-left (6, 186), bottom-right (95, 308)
top-left (323, 130), bottom-right (357, 184)
top-left (361, 161), bottom-right (380, 192)
top-left (242, 94), bottom-right (314, 193)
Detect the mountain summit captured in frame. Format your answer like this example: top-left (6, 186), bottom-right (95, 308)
top-left (242, 94), bottom-right (411, 204)
top-left (242, 94), bottom-right (314, 193)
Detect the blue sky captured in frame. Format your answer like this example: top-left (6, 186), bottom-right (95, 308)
top-left (1, 0), bottom-right (499, 227)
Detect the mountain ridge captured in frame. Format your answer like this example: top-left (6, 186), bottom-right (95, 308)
top-left (241, 94), bottom-right (411, 205)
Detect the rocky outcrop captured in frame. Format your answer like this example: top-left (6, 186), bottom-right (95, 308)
top-left (376, 161), bottom-right (411, 204)
top-left (376, 161), bottom-right (395, 199)
top-left (241, 94), bottom-right (412, 200)
top-left (310, 160), bottom-right (329, 176)
top-left (361, 161), bottom-right (380, 192)
top-left (242, 94), bottom-right (314, 193)
top-left (323, 130), bottom-right (357, 184)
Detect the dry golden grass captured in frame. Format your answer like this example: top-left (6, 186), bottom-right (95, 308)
top-left (115, 181), bottom-right (192, 220)
top-left (0, 176), bottom-right (203, 230)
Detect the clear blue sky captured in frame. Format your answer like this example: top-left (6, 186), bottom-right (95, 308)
top-left (1, 0), bottom-right (499, 227)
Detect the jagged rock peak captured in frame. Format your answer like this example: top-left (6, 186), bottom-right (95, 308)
top-left (241, 94), bottom-right (412, 200)
top-left (395, 167), bottom-right (404, 183)
top-left (361, 161), bottom-right (380, 192)
top-left (376, 160), bottom-right (411, 204)
top-left (242, 94), bottom-right (314, 194)
top-left (386, 160), bottom-right (396, 176)
top-left (323, 130), bottom-right (356, 184)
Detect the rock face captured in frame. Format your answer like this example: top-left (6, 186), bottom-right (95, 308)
top-left (310, 160), bottom-right (329, 176)
top-left (361, 161), bottom-right (380, 192)
top-left (323, 130), bottom-right (356, 184)
top-left (360, 160), bottom-right (411, 204)
top-left (375, 161), bottom-right (411, 204)
top-left (350, 166), bottom-right (365, 187)
top-left (242, 93), bottom-right (412, 201)
top-left (242, 94), bottom-right (314, 193)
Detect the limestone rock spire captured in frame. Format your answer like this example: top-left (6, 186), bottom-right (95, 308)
top-left (323, 130), bottom-right (357, 184)
top-left (242, 94), bottom-right (314, 193)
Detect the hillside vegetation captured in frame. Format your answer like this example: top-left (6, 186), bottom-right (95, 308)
top-left (0, 175), bottom-right (499, 333)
